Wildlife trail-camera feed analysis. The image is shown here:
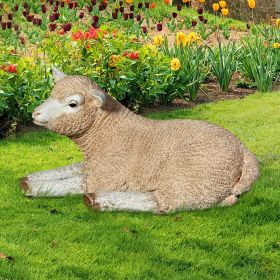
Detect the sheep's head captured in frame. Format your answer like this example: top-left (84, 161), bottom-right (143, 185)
top-left (32, 68), bottom-right (106, 137)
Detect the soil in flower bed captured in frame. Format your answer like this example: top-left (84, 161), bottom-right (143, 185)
top-left (142, 73), bottom-right (256, 115)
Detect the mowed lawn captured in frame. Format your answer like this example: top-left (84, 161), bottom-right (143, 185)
top-left (0, 92), bottom-right (280, 280)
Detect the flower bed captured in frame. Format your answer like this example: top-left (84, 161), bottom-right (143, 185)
top-left (0, 0), bottom-right (279, 137)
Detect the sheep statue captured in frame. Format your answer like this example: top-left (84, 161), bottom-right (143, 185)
top-left (21, 69), bottom-right (259, 213)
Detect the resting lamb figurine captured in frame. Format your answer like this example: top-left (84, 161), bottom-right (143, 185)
top-left (21, 69), bottom-right (259, 213)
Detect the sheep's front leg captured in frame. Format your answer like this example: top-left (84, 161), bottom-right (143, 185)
top-left (20, 162), bottom-right (84, 197)
top-left (83, 192), bottom-right (158, 212)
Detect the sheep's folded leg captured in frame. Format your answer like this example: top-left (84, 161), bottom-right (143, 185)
top-left (83, 192), bottom-right (158, 212)
top-left (20, 162), bottom-right (84, 197)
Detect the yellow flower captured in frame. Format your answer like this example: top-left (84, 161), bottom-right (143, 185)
top-left (276, 19), bottom-right (280, 28)
top-left (212, 3), bottom-right (219, 11)
top-left (248, 0), bottom-right (256, 9)
top-left (273, 42), bottom-right (280, 49)
top-left (198, 0), bottom-right (205, 3)
top-left (153, 35), bottom-right (164, 47)
top-left (187, 31), bottom-right (200, 43)
top-left (108, 55), bottom-right (121, 68)
top-left (126, 0), bottom-right (133, 4)
top-left (182, 0), bottom-right (191, 2)
top-left (170, 58), bottom-right (181, 71)
top-left (219, 0), bottom-right (227, 8)
top-left (3, 4), bottom-right (10, 12)
top-left (221, 8), bottom-right (229, 16)
top-left (176, 32), bottom-right (188, 47)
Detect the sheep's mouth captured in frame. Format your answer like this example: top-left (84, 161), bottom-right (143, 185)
top-left (33, 119), bottom-right (48, 127)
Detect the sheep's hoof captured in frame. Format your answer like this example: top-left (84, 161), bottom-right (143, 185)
top-left (20, 177), bottom-right (31, 196)
top-left (83, 194), bottom-right (101, 211)
top-left (219, 195), bottom-right (238, 207)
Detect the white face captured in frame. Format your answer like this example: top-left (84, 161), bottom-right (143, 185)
top-left (32, 94), bottom-right (84, 127)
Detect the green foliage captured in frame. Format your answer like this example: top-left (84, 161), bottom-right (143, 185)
top-left (0, 48), bottom-right (50, 137)
top-left (207, 40), bottom-right (240, 92)
top-left (162, 38), bottom-right (209, 102)
top-left (239, 28), bottom-right (280, 92)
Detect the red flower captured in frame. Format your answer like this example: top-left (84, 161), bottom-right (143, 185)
top-left (85, 27), bottom-right (98, 39)
top-left (7, 64), bottom-right (17, 73)
top-left (1, 64), bottom-right (17, 73)
top-left (123, 52), bottom-right (139, 60)
top-left (72, 30), bottom-right (84, 40)
top-left (129, 52), bottom-right (139, 60)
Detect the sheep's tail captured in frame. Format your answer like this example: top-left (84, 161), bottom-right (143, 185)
top-left (232, 148), bottom-right (259, 196)
top-left (220, 148), bottom-right (259, 207)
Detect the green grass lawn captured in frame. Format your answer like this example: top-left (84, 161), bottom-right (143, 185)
top-left (1, 92), bottom-right (280, 280)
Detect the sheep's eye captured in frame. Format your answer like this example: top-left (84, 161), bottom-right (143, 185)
top-left (69, 101), bottom-right (78, 108)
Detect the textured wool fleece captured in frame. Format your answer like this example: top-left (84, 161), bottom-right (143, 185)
top-left (33, 74), bottom-right (259, 212)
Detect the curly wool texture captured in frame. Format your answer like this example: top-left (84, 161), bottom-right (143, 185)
top-left (43, 76), bottom-right (259, 212)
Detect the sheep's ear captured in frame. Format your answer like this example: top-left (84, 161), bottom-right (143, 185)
top-left (91, 88), bottom-right (106, 108)
top-left (52, 67), bottom-right (67, 83)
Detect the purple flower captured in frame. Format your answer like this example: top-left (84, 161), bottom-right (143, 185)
top-left (156, 23), bottom-right (163, 31)
top-left (198, 15), bottom-right (204, 21)
top-left (197, 7), bottom-right (203, 15)
top-left (60, 1), bottom-right (65, 7)
top-left (142, 26), bottom-right (147, 33)
top-left (1, 22), bottom-right (7, 30)
top-left (92, 15), bottom-right (99, 22)
top-left (123, 13), bottom-right (128, 20)
top-left (7, 21), bottom-right (12, 29)
top-left (138, 2), bottom-right (143, 8)
top-left (49, 14), bottom-right (56, 22)
top-left (120, 6), bottom-right (124, 13)
top-left (62, 23), bottom-right (72, 32)
top-left (13, 5), bottom-right (19, 12)
top-left (91, 21), bottom-right (98, 28)
top-left (41, 5), bottom-right (47, 13)
top-left (129, 12), bottom-right (134, 19)
top-left (8, 13), bottom-right (13, 21)
top-left (23, 2), bottom-right (29, 9)
top-left (79, 12), bottom-right (84, 19)
top-left (53, 5), bottom-right (59, 12)
top-left (130, 5), bottom-right (134, 11)
top-left (144, 2), bottom-right (149, 8)
top-left (172, 12), bottom-right (177, 18)
top-left (54, 12), bottom-right (60, 20)
top-left (119, 1), bottom-right (123, 5)
top-left (176, 4), bottom-right (182, 11)
top-left (112, 12), bottom-right (118, 19)
top-left (92, 0), bottom-right (97, 5)
top-left (49, 23), bottom-right (57, 31)
top-left (68, 2), bottom-right (74, 9)
top-left (87, 5), bottom-right (93, 13)
top-left (191, 20), bottom-right (197, 26)
top-left (136, 14), bottom-right (141, 21)
top-left (14, 24), bottom-right (20, 32)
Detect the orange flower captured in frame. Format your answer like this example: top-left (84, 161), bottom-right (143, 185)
top-left (248, 0), bottom-right (256, 9)
top-left (150, 2), bottom-right (156, 8)
top-left (221, 8), bottom-right (229, 16)
top-left (213, 3), bottom-right (219, 11)
top-left (219, 0), bottom-right (227, 8)
top-left (198, 0), bottom-right (205, 3)
top-left (164, 0), bottom-right (171, 4)
top-left (126, 0), bottom-right (133, 4)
